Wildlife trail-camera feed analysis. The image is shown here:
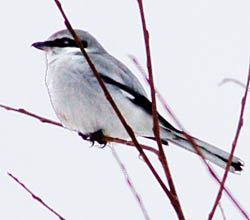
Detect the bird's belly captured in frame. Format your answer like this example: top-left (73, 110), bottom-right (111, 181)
top-left (46, 78), bottom-right (130, 138)
top-left (46, 68), bottom-right (154, 140)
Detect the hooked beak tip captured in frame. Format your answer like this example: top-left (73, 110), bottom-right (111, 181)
top-left (32, 42), bottom-right (46, 50)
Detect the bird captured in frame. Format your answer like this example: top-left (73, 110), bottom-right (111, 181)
top-left (32, 29), bottom-right (244, 173)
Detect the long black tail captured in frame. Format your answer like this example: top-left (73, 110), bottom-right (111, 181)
top-left (148, 130), bottom-right (244, 173)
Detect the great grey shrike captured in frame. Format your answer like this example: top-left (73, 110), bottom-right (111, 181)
top-left (32, 29), bottom-right (244, 173)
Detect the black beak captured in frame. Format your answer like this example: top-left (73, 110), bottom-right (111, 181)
top-left (32, 41), bottom-right (49, 50)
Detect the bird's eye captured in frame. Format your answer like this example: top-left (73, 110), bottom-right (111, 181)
top-left (63, 39), bottom-right (70, 45)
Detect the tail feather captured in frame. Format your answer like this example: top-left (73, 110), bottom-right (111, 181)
top-left (161, 130), bottom-right (244, 173)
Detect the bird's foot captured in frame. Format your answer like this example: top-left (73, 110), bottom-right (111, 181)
top-left (78, 130), bottom-right (107, 147)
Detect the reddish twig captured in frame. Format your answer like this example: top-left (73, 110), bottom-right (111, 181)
top-left (2, 103), bottom-right (248, 219)
top-left (111, 147), bottom-right (151, 220)
top-left (0, 104), bottom-right (159, 156)
top-left (105, 136), bottom-right (159, 156)
top-left (136, 1), bottom-right (184, 219)
top-left (0, 105), bottom-right (155, 220)
top-left (136, 1), bottom-right (163, 150)
top-left (52, 0), bottom-right (183, 214)
top-left (129, 55), bottom-right (184, 132)
top-left (0, 104), bottom-right (62, 127)
top-left (0, 102), bottom-right (160, 157)
top-left (130, 56), bottom-right (249, 219)
top-left (208, 63), bottom-right (250, 219)
top-left (7, 172), bottom-right (65, 220)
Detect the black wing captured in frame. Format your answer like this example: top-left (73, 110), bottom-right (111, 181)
top-left (100, 74), bottom-right (180, 133)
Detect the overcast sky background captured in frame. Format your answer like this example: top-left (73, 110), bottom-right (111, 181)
top-left (0, 0), bottom-right (249, 219)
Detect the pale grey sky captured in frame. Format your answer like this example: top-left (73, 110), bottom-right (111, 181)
top-left (0, 0), bottom-right (249, 219)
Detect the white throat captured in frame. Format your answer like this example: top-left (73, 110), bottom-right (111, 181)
top-left (46, 47), bottom-right (81, 64)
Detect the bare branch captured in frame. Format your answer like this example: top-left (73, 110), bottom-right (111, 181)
top-left (0, 99), bottom-right (160, 160)
top-left (0, 104), bottom-right (156, 220)
top-left (111, 147), bottom-right (151, 220)
top-left (52, 0), bottom-right (184, 215)
top-left (105, 136), bottom-right (159, 155)
top-left (8, 172), bottom-right (65, 220)
top-left (0, 104), bottom-right (160, 156)
top-left (218, 203), bottom-right (227, 220)
top-left (136, 2), bottom-right (184, 219)
top-left (0, 104), bottom-right (62, 127)
top-left (129, 55), bottom-right (185, 131)
top-left (136, 1), bottom-right (163, 151)
top-left (219, 78), bottom-right (250, 91)
top-left (208, 63), bottom-right (250, 220)
top-left (130, 56), bottom-right (249, 219)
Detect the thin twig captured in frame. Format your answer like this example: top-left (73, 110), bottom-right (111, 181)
top-left (0, 104), bottom-right (159, 155)
top-left (136, 1), bottom-right (184, 219)
top-left (8, 172), bottom-right (65, 220)
top-left (136, 1), bottom-right (163, 154)
top-left (219, 78), bottom-right (250, 91)
top-left (1, 100), bottom-right (247, 218)
top-left (0, 102), bottom-right (159, 155)
top-left (208, 63), bottom-right (250, 220)
top-left (105, 136), bottom-right (159, 155)
top-left (130, 56), bottom-right (249, 219)
top-left (129, 55), bottom-right (185, 132)
top-left (0, 103), bottom-right (159, 219)
top-left (111, 147), bottom-right (151, 220)
top-left (218, 203), bottom-right (227, 220)
top-left (0, 104), bottom-right (62, 127)
top-left (53, 0), bottom-right (182, 214)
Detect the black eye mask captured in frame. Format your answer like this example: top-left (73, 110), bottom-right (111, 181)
top-left (34, 37), bottom-right (88, 49)
top-left (48, 37), bottom-right (88, 48)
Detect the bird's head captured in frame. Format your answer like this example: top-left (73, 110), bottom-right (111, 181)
top-left (32, 29), bottom-right (106, 57)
